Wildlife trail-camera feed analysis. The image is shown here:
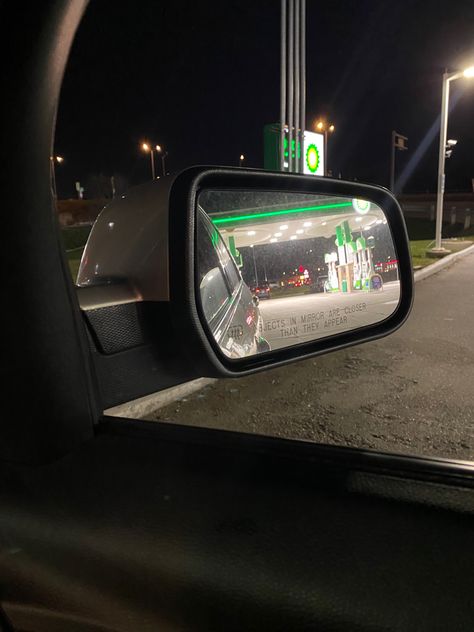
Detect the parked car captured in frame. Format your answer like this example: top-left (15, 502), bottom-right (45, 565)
top-left (198, 210), bottom-right (271, 357)
top-left (250, 283), bottom-right (271, 300)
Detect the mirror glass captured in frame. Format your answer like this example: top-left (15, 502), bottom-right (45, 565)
top-left (196, 190), bottom-right (400, 359)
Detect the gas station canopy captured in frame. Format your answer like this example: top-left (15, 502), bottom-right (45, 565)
top-left (208, 197), bottom-right (386, 248)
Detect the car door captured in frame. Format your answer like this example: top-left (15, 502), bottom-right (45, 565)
top-left (1, 2), bottom-right (474, 632)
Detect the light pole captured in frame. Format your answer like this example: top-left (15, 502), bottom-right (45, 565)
top-left (250, 244), bottom-right (258, 286)
top-left (141, 143), bottom-right (155, 180)
top-left (315, 120), bottom-right (335, 176)
top-left (239, 154), bottom-right (245, 167)
top-left (156, 145), bottom-right (168, 176)
top-left (50, 155), bottom-right (64, 199)
top-left (431, 66), bottom-right (474, 254)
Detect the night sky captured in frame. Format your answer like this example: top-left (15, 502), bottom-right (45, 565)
top-left (55, 0), bottom-right (474, 199)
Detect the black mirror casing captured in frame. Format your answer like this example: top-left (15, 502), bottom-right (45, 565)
top-left (168, 166), bottom-right (413, 377)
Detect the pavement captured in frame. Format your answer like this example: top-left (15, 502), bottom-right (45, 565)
top-left (146, 252), bottom-right (474, 461)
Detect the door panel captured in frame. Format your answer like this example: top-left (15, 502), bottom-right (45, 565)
top-left (1, 419), bottom-right (473, 632)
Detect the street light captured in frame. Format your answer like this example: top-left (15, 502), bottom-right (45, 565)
top-left (155, 144), bottom-right (168, 176)
top-left (314, 119), bottom-right (335, 176)
top-left (239, 154), bottom-right (245, 167)
top-left (431, 66), bottom-right (474, 254)
top-left (141, 142), bottom-right (155, 180)
top-left (445, 138), bottom-right (458, 159)
top-left (50, 155), bottom-right (64, 199)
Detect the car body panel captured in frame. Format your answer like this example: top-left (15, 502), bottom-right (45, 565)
top-left (198, 209), bottom-right (269, 357)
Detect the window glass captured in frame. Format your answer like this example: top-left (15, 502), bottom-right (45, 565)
top-left (215, 231), bottom-right (241, 292)
top-left (199, 267), bottom-right (230, 323)
top-left (57, 1), bottom-right (474, 463)
top-left (197, 214), bottom-right (231, 322)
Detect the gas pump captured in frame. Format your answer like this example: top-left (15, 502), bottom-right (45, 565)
top-left (325, 221), bottom-right (383, 293)
top-left (354, 236), bottom-right (373, 289)
top-left (361, 236), bottom-right (372, 288)
top-left (364, 235), bottom-right (383, 290)
top-left (324, 252), bottom-right (339, 291)
top-left (353, 240), bottom-right (363, 290)
top-left (335, 220), bottom-right (357, 292)
top-left (335, 224), bottom-right (347, 267)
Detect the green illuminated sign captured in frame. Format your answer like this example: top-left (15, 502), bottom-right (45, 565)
top-left (264, 123), bottom-right (308, 171)
top-left (211, 201), bottom-right (352, 225)
top-left (283, 136), bottom-right (301, 160)
top-left (228, 235), bottom-right (243, 267)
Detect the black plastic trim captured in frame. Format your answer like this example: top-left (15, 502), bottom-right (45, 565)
top-left (100, 415), bottom-right (474, 488)
top-left (0, 0), bottom-right (97, 465)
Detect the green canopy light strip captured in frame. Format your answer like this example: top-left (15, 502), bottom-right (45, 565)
top-left (211, 201), bottom-right (353, 225)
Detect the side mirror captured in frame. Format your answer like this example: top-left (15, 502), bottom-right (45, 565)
top-left (168, 167), bottom-right (413, 376)
top-left (77, 167), bottom-right (413, 381)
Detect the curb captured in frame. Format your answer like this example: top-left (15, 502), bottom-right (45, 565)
top-left (106, 245), bottom-right (474, 420)
top-left (105, 378), bottom-right (216, 419)
top-left (414, 243), bottom-right (474, 283)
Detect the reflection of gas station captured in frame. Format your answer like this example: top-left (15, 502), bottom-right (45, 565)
top-left (210, 197), bottom-right (390, 293)
top-left (328, 218), bottom-right (381, 293)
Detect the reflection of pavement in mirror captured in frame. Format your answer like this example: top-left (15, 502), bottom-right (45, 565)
top-left (258, 282), bottom-right (400, 350)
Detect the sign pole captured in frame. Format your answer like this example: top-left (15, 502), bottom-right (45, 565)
top-left (280, 0), bottom-right (286, 171)
top-left (389, 130), bottom-right (396, 192)
top-left (299, 0), bottom-right (306, 173)
top-left (390, 131), bottom-right (408, 193)
top-left (294, 0), bottom-right (300, 173)
top-left (287, 0), bottom-right (294, 172)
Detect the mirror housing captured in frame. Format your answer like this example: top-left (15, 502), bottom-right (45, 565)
top-left (168, 167), bottom-right (413, 376)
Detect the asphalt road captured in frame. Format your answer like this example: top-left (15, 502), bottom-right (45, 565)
top-left (258, 282), bottom-right (400, 350)
top-left (148, 255), bottom-right (474, 461)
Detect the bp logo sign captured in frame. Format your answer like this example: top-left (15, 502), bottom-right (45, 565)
top-left (305, 144), bottom-right (320, 173)
top-left (303, 130), bottom-right (324, 175)
top-left (352, 198), bottom-right (371, 215)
